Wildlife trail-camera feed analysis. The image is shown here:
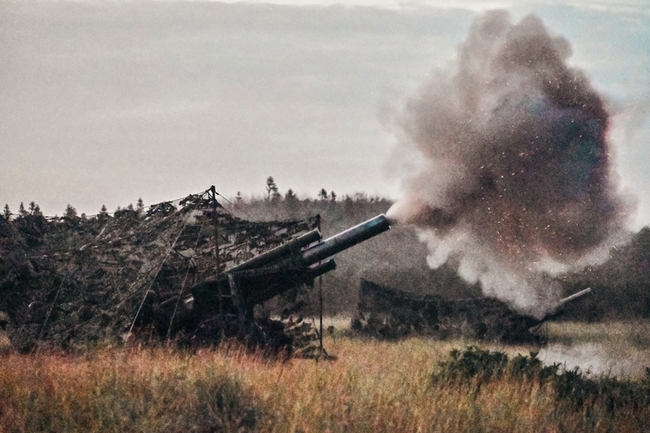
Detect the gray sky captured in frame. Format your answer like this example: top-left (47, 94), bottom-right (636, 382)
top-left (1, 0), bottom-right (648, 229)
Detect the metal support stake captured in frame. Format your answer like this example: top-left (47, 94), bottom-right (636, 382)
top-left (319, 274), bottom-right (323, 357)
top-left (317, 217), bottom-right (323, 357)
top-left (211, 186), bottom-right (224, 339)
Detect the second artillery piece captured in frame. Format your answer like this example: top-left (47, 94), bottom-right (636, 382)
top-left (353, 280), bottom-right (593, 344)
top-left (185, 214), bottom-right (391, 350)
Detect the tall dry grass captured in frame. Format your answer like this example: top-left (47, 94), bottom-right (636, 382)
top-left (1, 324), bottom-right (649, 432)
top-left (0, 348), bottom-right (262, 432)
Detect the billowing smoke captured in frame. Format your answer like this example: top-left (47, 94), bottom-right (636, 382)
top-left (388, 11), bottom-right (633, 318)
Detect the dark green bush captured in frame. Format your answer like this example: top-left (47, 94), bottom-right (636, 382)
top-left (433, 346), bottom-right (650, 412)
top-left (434, 346), bottom-right (508, 384)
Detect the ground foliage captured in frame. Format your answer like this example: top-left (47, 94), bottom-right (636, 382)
top-left (1, 336), bottom-right (649, 433)
top-left (434, 346), bottom-right (650, 414)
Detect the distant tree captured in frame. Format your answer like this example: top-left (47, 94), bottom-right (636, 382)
top-left (64, 204), bottom-right (78, 220)
top-left (266, 176), bottom-right (279, 201)
top-left (330, 191), bottom-right (337, 202)
top-left (341, 194), bottom-right (354, 212)
top-left (318, 188), bottom-right (329, 201)
top-left (18, 202), bottom-right (28, 217)
top-left (136, 198), bottom-right (145, 215)
top-left (235, 191), bottom-right (243, 203)
top-left (3, 204), bottom-right (11, 220)
top-left (28, 201), bottom-right (36, 215)
top-left (285, 188), bottom-right (297, 201)
top-left (33, 204), bottom-right (42, 217)
top-left (98, 204), bottom-right (109, 222)
top-left (127, 203), bottom-right (134, 212)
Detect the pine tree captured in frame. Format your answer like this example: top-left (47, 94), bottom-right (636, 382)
top-left (64, 204), bottom-right (78, 220)
top-left (285, 188), bottom-right (297, 201)
top-left (318, 188), bottom-right (329, 201)
top-left (28, 201), bottom-right (36, 215)
top-left (330, 191), bottom-right (337, 202)
top-left (19, 202), bottom-right (28, 217)
top-left (98, 204), bottom-right (109, 222)
top-left (137, 198), bottom-right (145, 216)
top-left (266, 176), bottom-right (279, 201)
top-left (3, 204), bottom-right (10, 220)
top-left (235, 191), bottom-right (243, 203)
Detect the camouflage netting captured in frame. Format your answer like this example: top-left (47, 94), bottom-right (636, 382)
top-left (0, 188), bottom-right (320, 352)
top-left (352, 279), bottom-right (546, 344)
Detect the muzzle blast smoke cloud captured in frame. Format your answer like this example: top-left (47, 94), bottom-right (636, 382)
top-left (388, 11), bottom-right (633, 318)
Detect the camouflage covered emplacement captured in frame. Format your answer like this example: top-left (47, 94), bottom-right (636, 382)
top-left (0, 187), bottom-right (327, 353)
top-left (352, 279), bottom-right (591, 344)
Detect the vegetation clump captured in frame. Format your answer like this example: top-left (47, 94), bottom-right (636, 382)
top-left (434, 346), bottom-right (650, 415)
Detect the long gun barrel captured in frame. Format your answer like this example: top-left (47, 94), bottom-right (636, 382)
top-left (557, 287), bottom-right (592, 307)
top-left (530, 287), bottom-right (593, 327)
top-left (300, 214), bottom-right (391, 266)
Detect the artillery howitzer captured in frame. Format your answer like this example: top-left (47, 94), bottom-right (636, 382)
top-left (187, 214), bottom-right (391, 350)
top-left (353, 280), bottom-right (592, 344)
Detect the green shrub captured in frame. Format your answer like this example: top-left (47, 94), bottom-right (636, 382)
top-left (433, 346), bottom-right (650, 412)
top-left (433, 345), bottom-right (508, 384)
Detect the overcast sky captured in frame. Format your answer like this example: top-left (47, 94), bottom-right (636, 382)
top-left (1, 0), bottom-right (648, 228)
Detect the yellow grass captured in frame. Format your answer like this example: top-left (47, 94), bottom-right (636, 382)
top-left (1, 322), bottom-right (649, 432)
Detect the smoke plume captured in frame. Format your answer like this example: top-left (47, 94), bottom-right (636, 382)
top-left (388, 11), bottom-right (633, 318)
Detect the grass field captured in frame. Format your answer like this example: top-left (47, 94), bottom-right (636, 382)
top-left (1, 320), bottom-right (649, 433)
